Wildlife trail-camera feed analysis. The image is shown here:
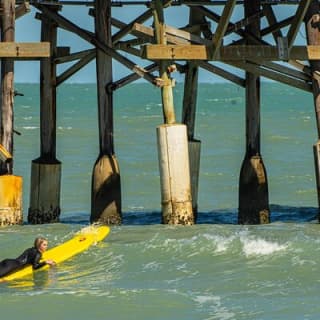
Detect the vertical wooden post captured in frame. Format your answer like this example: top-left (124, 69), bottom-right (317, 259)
top-left (238, 0), bottom-right (270, 224)
top-left (0, 0), bottom-right (22, 226)
top-left (153, 0), bottom-right (194, 224)
top-left (181, 7), bottom-right (204, 220)
top-left (91, 0), bottom-right (122, 225)
top-left (304, 1), bottom-right (320, 220)
top-left (0, 0), bottom-right (14, 176)
top-left (28, 7), bottom-right (61, 224)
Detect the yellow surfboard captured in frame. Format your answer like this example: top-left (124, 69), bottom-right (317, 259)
top-left (0, 225), bottom-right (110, 282)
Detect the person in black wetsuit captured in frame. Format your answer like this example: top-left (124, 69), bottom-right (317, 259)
top-left (0, 237), bottom-right (56, 278)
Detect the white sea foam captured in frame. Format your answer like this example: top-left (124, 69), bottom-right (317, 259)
top-left (203, 233), bottom-right (236, 253)
top-left (57, 126), bottom-right (73, 130)
top-left (241, 237), bottom-right (288, 257)
top-left (142, 261), bottom-right (162, 271)
top-left (22, 126), bottom-right (38, 130)
top-left (193, 294), bottom-right (235, 320)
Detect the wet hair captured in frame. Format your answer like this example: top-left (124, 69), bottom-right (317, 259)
top-left (34, 237), bottom-right (48, 250)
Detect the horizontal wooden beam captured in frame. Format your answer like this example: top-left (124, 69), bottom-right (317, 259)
top-left (142, 44), bottom-right (320, 61)
top-left (0, 42), bottom-right (50, 59)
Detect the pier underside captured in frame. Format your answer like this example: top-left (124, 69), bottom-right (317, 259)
top-left (1, 0), bottom-right (320, 225)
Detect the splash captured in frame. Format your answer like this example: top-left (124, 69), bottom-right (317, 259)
top-left (241, 237), bottom-right (288, 257)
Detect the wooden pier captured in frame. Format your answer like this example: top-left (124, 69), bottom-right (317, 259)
top-left (1, 0), bottom-right (320, 225)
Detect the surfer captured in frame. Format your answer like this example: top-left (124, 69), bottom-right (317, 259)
top-left (0, 237), bottom-right (56, 277)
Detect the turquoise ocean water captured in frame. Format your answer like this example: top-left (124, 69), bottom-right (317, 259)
top-left (1, 82), bottom-right (320, 319)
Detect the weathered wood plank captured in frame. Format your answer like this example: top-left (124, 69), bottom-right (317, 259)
top-left (0, 42), bottom-right (50, 58)
top-left (132, 23), bottom-right (190, 44)
top-left (142, 44), bottom-right (208, 60)
top-left (142, 44), bottom-right (320, 60)
top-left (164, 24), bottom-right (210, 45)
top-left (15, 2), bottom-right (30, 19)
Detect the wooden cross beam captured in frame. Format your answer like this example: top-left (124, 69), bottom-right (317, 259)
top-left (210, 0), bottom-right (236, 58)
top-left (228, 60), bottom-right (312, 92)
top-left (142, 44), bottom-right (320, 61)
top-left (15, 2), bottom-right (30, 19)
top-left (35, 3), bottom-right (158, 85)
top-left (286, 0), bottom-right (312, 48)
top-left (112, 9), bottom-right (153, 44)
top-left (0, 42), bottom-right (50, 59)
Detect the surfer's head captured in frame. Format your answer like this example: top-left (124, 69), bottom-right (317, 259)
top-left (34, 237), bottom-right (48, 253)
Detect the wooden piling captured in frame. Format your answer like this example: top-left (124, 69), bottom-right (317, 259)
top-left (181, 7), bottom-right (205, 219)
top-left (153, 0), bottom-right (194, 224)
top-left (238, 0), bottom-right (270, 224)
top-left (182, 62), bottom-right (201, 218)
top-left (91, 155), bottom-right (121, 225)
top-left (28, 161), bottom-right (61, 224)
top-left (0, 0), bottom-right (23, 226)
top-left (0, 0), bottom-right (15, 175)
top-left (28, 7), bottom-right (61, 224)
top-left (157, 124), bottom-right (193, 225)
top-left (90, 0), bottom-right (122, 225)
top-left (0, 0), bottom-right (315, 226)
top-left (188, 140), bottom-right (201, 218)
top-left (304, 1), bottom-right (320, 220)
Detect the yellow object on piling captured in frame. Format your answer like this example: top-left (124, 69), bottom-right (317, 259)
top-left (0, 174), bottom-right (23, 226)
top-left (0, 144), bottom-right (12, 162)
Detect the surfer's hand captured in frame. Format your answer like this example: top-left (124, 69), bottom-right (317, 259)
top-left (46, 259), bottom-right (56, 266)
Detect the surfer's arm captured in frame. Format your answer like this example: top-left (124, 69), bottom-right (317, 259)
top-left (33, 259), bottom-right (55, 269)
top-left (32, 252), bottom-right (54, 269)
top-left (45, 259), bottom-right (56, 266)
top-left (32, 261), bottom-right (47, 270)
